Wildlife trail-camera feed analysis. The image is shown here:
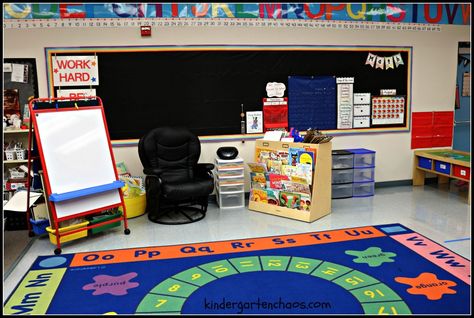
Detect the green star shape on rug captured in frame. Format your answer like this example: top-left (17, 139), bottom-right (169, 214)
top-left (345, 247), bottom-right (397, 267)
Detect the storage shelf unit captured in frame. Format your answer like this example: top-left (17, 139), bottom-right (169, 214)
top-left (248, 139), bottom-right (332, 223)
top-left (214, 157), bottom-right (245, 209)
top-left (332, 148), bottom-right (376, 199)
top-left (413, 149), bottom-right (470, 204)
top-left (332, 150), bottom-right (354, 199)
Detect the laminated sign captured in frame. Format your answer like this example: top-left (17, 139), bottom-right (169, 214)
top-left (52, 56), bottom-right (99, 87)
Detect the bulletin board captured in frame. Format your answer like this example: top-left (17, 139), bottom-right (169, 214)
top-left (45, 46), bottom-right (412, 141)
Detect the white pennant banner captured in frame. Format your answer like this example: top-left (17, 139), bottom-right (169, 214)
top-left (366, 53), bottom-right (404, 70)
top-left (375, 56), bottom-right (385, 69)
top-left (365, 53), bottom-right (376, 67)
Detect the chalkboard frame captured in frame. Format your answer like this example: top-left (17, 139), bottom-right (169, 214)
top-left (44, 45), bottom-right (412, 144)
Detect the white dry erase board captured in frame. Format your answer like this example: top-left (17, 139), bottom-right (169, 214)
top-left (35, 108), bottom-right (121, 218)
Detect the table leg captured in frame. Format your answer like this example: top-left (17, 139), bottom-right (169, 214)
top-left (413, 157), bottom-right (425, 186)
top-left (438, 175), bottom-right (450, 184)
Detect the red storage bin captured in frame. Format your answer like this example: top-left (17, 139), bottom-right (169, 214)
top-left (433, 111), bottom-right (454, 125)
top-left (433, 125), bottom-right (453, 138)
top-left (412, 112), bottom-right (433, 126)
top-left (453, 165), bottom-right (470, 180)
top-left (411, 137), bottom-right (433, 149)
top-left (432, 136), bottom-right (452, 147)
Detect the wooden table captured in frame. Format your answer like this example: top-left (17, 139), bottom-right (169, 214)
top-left (413, 149), bottom-right (471, 204)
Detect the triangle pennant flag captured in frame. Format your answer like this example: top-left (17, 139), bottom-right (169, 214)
top-left (385, 56), bottom-right (395, 69)
top-left (394, 53), bottom-right (404, 67)
top-left (375, 56), bottom-right (385, 69)
top-left (365, 53), bottom-right (376, 67)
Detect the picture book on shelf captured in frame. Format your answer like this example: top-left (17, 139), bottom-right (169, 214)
top-left (279, 191), bottom-right (301, 209)
top-left (297, 150), bottom-right (315, 167)
top-left (250, 172), bottom-right (267, 184)
top-left (288, 147), bottom-right (305, 166)
top-left (295, 163), bottom-right (313, 185)
top-left (251, 181), bottom-right (267, 190)
top-left (281, 180), bottom-right (311, 195)
top-left (298, 193), bottom-right (311, 211)
top-left (266, 189), bottom-right (280, 205)
top-left (267, 160), bottom-right (282, 174)
top-left (247, 162), bottom-right (268, 173)
top-left (251, 188), bottom-right (268, 203)
top-left (268, 173), bottom-right (289, 189)
top-left (281, 165), bottom-right (297, 178)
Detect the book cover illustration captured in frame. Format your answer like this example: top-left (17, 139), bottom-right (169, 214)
top-left (295, 163), bottom-right (313, 185)
top-left (304, 147), bottom-right (317, 166)
top-left (267, 159), bottom-right (282, 174)
top-left (250, 188), bottom-right (268, 203)
top-left (266, 189), bottom-right (280, 205)
top-left (281, 165), bottom-right (297, 178)
top-left (247, 162), bottom-right (268, 173)
top-left (250, 172), bottom-right (267, 183)
top-left (288, 147), bottom-right (305, 166)
top-left (297, 150), bottom-right (315, 168)
top-left (298, 193), bottom-right (311, 211)
top-left (268, 173), bottom-right (289, 189)
top-left (251, 181), bottom-right (267, 190)
top-left (256, 148), bottom-right (272, 162)
top-left (279, 191), bottom-right (301, 209)
top-left (277, 151), bottom-right (289, 165)
top-left (281, 180), bottom-right (311, 195)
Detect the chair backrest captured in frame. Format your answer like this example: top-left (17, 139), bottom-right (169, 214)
top-left (138, 127), bottom-right (201, 183)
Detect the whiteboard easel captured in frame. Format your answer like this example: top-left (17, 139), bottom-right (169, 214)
top-left (27, 96), bottom-right (130, 254)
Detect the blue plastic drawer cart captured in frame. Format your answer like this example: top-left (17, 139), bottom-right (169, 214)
top-left (332, 150), bottom-right (354, 169)
top-left (353, 182), bottom-right (375, 197)
top-left (418, 157), bottom-right (433, 170)
top-left (346, 148), bottom-right (376, 168)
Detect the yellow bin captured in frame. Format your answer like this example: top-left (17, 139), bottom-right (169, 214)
top-left (46, 221), bottom-right (89, 245)
top-left (119, 194), bottom-right (146, 218)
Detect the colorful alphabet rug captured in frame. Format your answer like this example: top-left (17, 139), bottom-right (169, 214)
top-left (4, 223), bottom-right (470, 314)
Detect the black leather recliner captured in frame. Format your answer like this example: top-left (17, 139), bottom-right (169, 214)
top-left (138, 127), bottom-right (214, 224)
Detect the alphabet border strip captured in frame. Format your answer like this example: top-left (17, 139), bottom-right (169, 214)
top-left (3, 18), bottom-right (442, 32)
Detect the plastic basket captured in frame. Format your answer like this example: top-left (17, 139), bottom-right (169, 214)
top-left (30, 218), bottom-right (50, 235)
top-left (15, 149), bottom-right (27, 160)
top-left (119, 194), bottom-right (146, 218)
top-left (46, 221), bottom-right (89, 245)
top-left (5, 150), bottom-right (16, 161)
top-left (10, 170), bottom-right (26, 179)
top-left (89, 211), bottom-right (122, 234)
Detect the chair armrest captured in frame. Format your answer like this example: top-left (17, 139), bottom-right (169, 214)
top-left (143, 167), bottom-right (164, 176)
top-left (196, 163), bottom-right (215, 172)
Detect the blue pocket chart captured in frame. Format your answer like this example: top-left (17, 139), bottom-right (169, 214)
top-left (288, 76), bottom-right (337, 131)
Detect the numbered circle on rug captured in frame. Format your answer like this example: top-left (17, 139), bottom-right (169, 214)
top-left (135, 256), bottom-right (411, 314)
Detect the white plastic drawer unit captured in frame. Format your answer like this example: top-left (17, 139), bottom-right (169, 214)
top-left (217, 183), bottom-right (244, 193)
top-left (216, 190), bottom-right (245, 209)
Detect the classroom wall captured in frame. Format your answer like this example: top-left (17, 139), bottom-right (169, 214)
top-left (4, 23), bottom-right (470, 190)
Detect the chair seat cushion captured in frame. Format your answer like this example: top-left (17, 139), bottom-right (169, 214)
top-left (162, 177), bottom-right (214, 201)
